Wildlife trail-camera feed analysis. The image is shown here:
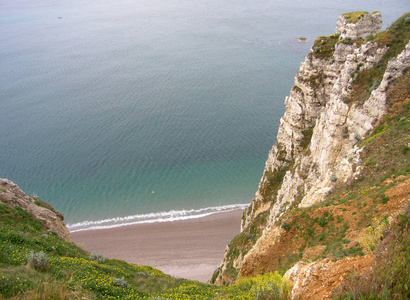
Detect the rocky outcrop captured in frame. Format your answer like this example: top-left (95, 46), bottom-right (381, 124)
top-left (0, 178), bottom-right (71, 241)
top-left (214, 11), bottom-right (410, 287)
top-left (284, 255), bottom-right (375, 299)
top-left (336, 11), bottom-right (382, 40)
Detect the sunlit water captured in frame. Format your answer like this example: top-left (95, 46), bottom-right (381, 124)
top-left (1, 0), bottom-right (408, 230)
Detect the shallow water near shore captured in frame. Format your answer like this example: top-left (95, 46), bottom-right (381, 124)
top-left (1, 0), bottom-right (408, 229)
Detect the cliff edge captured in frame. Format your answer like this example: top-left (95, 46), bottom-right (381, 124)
top-left (0, 178), bottom-right (71, 241)
top-left (213, 11), bottom-right (410, 298)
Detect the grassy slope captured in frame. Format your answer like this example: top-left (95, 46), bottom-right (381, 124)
top-left (0, 196), bottom-right (290, 299)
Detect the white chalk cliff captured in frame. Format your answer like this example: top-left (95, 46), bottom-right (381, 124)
top-left (214, 11), bottom-right (410, 285)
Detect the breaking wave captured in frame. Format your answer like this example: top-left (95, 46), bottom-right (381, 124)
top-left (67, 203), bottom-right (248, 232)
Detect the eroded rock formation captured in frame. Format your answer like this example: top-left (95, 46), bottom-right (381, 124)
top-left (214, 11), bottom-right (410, 292)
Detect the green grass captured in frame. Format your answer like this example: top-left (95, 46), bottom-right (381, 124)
top-left (310, 12), bottom-right (409, 73)
top-left (215, 209), bottom-right (271, 284)
top-left (0, 200), bottom-right (291, 299)
top-left (342, 11), bottom-right (368, 23)
top-left (310, 34), bottom-right (339, 60)
top-left (259, 153), bottom-right (291, 202)
top-left (334, 211), bottom-right (410, 299)
top-left (277, 208), bottom-right (364, 274)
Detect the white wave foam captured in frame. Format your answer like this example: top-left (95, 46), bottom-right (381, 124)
top-left (67, 203), bottom-right (248, 232)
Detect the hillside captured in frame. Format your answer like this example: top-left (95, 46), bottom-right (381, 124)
top-left (0, 178), bottom-right (292, 299)
top-left (1, 12), bottom-right (409, 300)
top-left (212, 11), bottom-right (410, 299)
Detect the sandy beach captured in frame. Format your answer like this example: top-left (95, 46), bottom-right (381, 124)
top-left (71, 209), bottom-right (244, 283)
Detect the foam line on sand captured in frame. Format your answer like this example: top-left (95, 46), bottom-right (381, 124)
top-left (71, 209), bottom-right (244, 283)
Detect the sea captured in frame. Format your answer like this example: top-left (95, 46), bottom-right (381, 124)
top-left (1, 0), bottom-right (408, 231)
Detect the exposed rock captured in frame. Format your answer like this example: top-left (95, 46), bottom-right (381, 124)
top-left (0, 178), bottom-right (71, 241)
top-left (214, 11), bottom-right (410, 289)
top-left (336, 12), bottom-right (382, 40)
top-left (285, 255), bottom-right (375, 299)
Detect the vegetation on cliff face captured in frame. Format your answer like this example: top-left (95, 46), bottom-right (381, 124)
top-left (214, 12), bottom-right (410, 299)
top-left (225, 75), bottom-right (409, 298)
top-left (311, 12), bottom-right (409, 63)
top-left (333, 210), bottom-right (410, 299)
top-left (347, 12), bottom-right (410, 105)
top-left (310, 34), bottom-right (340, 60)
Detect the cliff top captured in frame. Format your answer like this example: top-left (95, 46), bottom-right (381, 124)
top-left (342, 11), bottom-right (375, 23)
top-left (336, 11), bottom-right (382, 39)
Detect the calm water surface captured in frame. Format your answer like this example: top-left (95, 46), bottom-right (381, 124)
top-left (1, 0), bottom-right (408, 230)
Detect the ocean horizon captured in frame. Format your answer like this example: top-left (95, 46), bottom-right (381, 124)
top-left (1, 0), bottom-right (408, 231)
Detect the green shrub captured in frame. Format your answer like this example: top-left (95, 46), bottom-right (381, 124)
top-left (211, 268), bottom-right (221, 284)
top-left (318, 216), bottom-right (328, 227)
top-left (89, 252), bottom-right (105, 263)
top-left (380, 194), bottom-right (389, 204)
top-left (310, 35), bottom-right (338, 59)
top-left (369, 80), bottom-right (379, 93)
top-left (367, 33), bottom-right (375, 41)
top-left (112, 277), bottom-right (128, 288)
top-left (27, 251), bottom-right (49, 271)
top-left (281, 221), bottom-right (291, 231)
top-left (236, 271), bottom-right (291, 299)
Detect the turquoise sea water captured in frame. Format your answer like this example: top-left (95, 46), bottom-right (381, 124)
top-left (1, 0), bottom-right (408, 230)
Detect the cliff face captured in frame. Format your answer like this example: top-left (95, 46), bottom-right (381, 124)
top-left (214, 12), bottom-right (410, 290)
top-left (0, 178), bottom-right (71, 241)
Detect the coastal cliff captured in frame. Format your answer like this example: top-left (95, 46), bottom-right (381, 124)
top-left (0, 178), bottom-right (71, 241)
top-left (213, 11), bottom-right (410, 298)
top-left (1, 11), bottom-right (409, 300)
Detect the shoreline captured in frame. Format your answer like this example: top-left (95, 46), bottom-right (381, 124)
top-left (71, 209), bottom-right (244, 283)
top-left (67, 204), bottom-right (248, 232)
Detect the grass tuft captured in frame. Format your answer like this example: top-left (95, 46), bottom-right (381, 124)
top-left (342, 11), bottom-right (368, 23)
